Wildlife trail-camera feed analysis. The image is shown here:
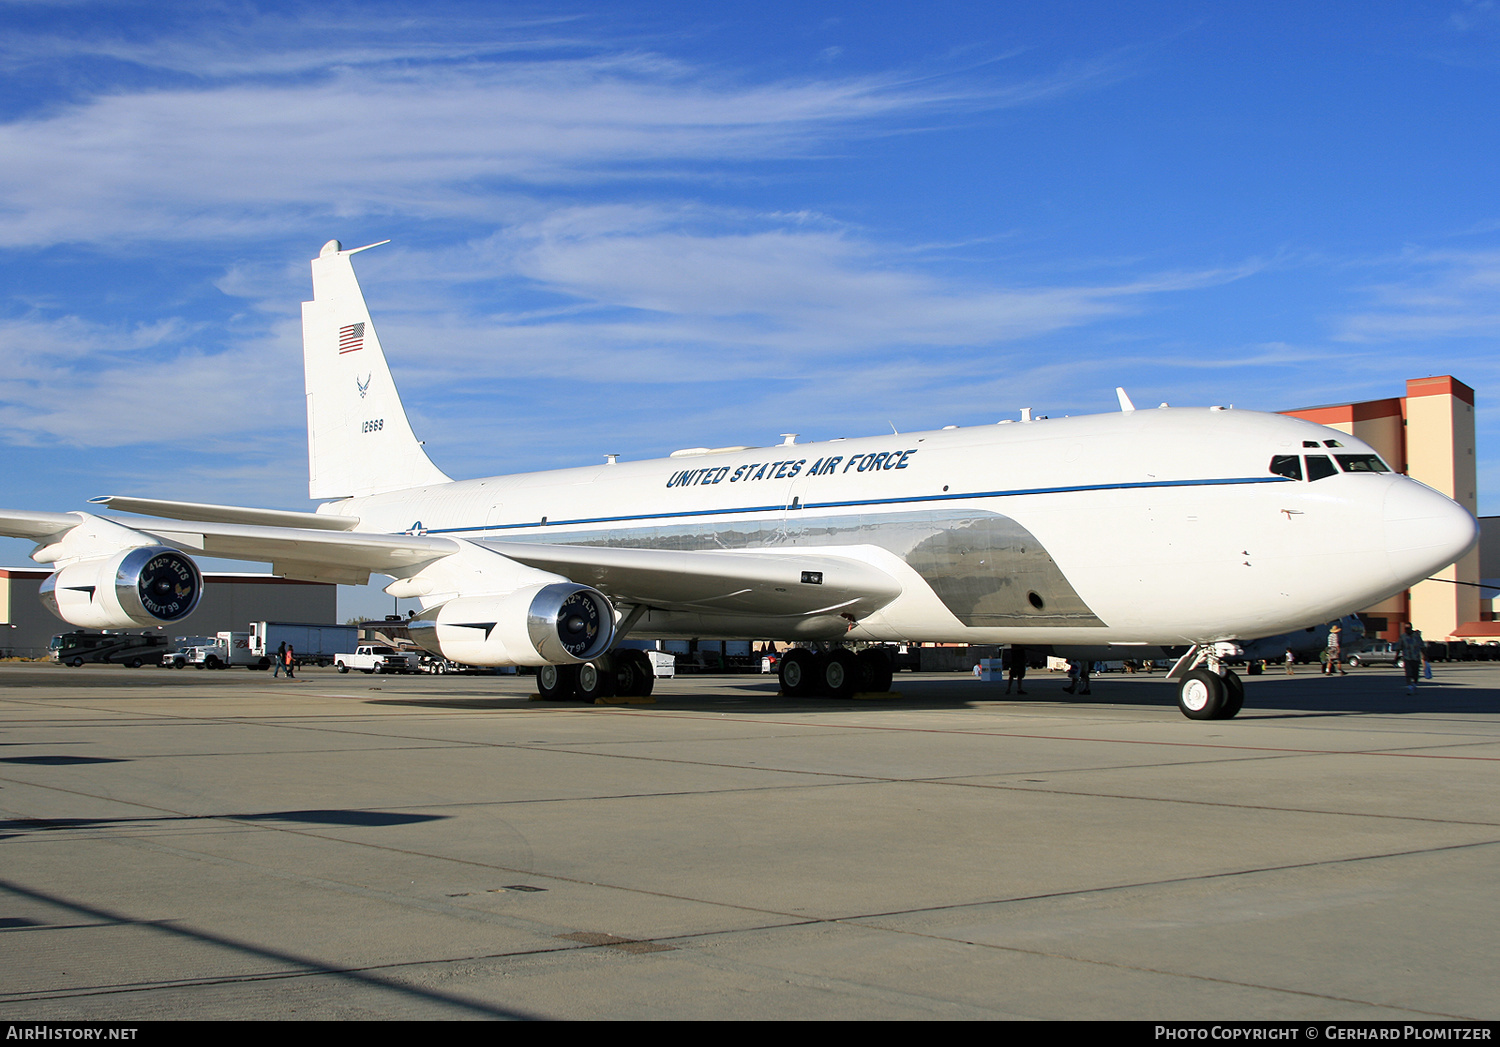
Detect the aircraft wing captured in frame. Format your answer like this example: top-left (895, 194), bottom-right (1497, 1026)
top-left (0, 508), bottom-right (901, 618)
top-left (0, 509), bottom-right (84, 541)
top-left (0, 509), bottom-right (459, 586)
top-left (486, 541), bottom-right (903, 618)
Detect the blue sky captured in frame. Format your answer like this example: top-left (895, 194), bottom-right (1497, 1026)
top-left (2, 1), bottom-right (1497, 619)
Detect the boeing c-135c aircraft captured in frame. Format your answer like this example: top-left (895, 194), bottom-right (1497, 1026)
top-left (0, 240), bottom-right (1478, 718)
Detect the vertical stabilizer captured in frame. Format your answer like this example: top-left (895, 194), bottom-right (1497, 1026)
top-left (302, 240), bottom-right (451, 500)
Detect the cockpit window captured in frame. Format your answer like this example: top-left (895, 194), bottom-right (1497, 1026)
top-left (1335, 454), bottom-right (1390, 473)
top-left (1269, 455), bottom-right (1303, 480)
top-left (1305, 455), bottom-right (1338, 481)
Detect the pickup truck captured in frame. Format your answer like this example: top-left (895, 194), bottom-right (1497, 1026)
top-left (335, 645), bottom-right (420, 674)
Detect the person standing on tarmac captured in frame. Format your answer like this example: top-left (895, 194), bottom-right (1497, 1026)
top-left (273, 641), bottom-right (286, 678)
top-left (1398, 624), bottom-right (1426, 695)
top-left (1324, 623), bottom-right (1347, 676)
top-left (1005, 645), bottom-right (1028, 695)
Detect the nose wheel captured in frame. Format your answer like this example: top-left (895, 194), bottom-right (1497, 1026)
top-left (1170, 645), bottom-right (1245, 720)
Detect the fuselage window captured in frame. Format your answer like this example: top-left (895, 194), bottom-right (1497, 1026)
top-left (1334, 454), bottom-right (1390, 473)
top-left (1269, 455), bottom-right (1303, 480)
top-left (1305, 455), bottom-right (1338, 481)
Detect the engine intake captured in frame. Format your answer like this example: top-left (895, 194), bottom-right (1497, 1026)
top-left (40, 547), bottom-right (203, 629)
top-left (408, 583), bottom-right (615, 667)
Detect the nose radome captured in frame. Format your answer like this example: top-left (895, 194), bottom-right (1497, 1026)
top-left (1383, 479), bottom-right (1478, 586)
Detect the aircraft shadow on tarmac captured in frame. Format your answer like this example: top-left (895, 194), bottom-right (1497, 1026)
top-left (0, 808), bottom-right (446, 841)
top-left (359, 669), bottom-right (1499, 717)
top-left (0, 876), bottom-right (540, 1020)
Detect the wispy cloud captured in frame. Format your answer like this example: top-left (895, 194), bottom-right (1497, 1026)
top-left (1334, 249), bottom-right (1500, 343)
top-left (0, 13), bottom-right (1108, 248)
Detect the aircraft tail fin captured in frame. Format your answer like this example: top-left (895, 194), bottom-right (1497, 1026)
top-left (302, 240), bottom-right (452, 500)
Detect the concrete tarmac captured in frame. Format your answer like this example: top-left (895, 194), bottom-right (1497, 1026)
top-left (0, 660), bottom-right (1496, 1021)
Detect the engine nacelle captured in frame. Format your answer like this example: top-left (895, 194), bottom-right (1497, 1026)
top-left (40, 547), bottom-right (204, 629)
top-left (408, 583), bottom-right (615, 667)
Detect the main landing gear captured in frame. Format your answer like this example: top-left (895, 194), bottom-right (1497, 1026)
top-left (777, 647), bottom-right (894, 699)
top-left (537, 649), bottom-right (656, 702)
top-left (1169, 645), bottom-right (1244, 720)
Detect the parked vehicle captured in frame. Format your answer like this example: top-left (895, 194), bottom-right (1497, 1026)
top-left (50, 631), bottom-right (167, 668)
top-left (187, 631), bottom-right (261, 669)
top-left (1347, 642), bottom-right (1403, 668)
top-left (335, 645), bottom-right (420, 674)
top-left (249, 622), bottom-right (358, 668)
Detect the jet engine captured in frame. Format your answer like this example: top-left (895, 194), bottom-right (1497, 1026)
top-left (407, 582), bottom-right (615, 667)
top-left (40, 546), bottom-right (204, 629)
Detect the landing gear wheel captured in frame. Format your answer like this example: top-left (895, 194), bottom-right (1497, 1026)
top-left (1178, 668), bottom-right (1228, 720)
top-left (576, 659), bottom-right (616, 701)
top-left (820, 649), bottom-right (860, 698)
top-left (620, 650), bottom-right (654, 697)
top-left (609, 656), bottom-right (638, 697)
top-left (856, 649), bottom-right (894, 693)
top-left (778, 648), bottom-right (817, 697)
top-left (1221, 670), bottom-right (1244, 719)
top-left (537, 663), bottom-right (578, 700)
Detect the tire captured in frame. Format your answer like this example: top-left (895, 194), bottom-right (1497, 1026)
top-left (610, 656), bottom-right (639, 697)
top-left (1177, 668), bottom-right (1228, 720)
top-left (205, 656), bottom-right (221, 670)
top-left (1221, 670), bottom-right (1245, 718)
top-left (127, 658), bottom-right (142, 669)
top-left (820, 649), bottom-right (860, 698)
top-left (537, 663), bottom-right (578, 700)
top-left (68, 657), bottom-right (84, 668)
top-left (778, 648), bottom-right (818, 697)
top-left (337, 662), bottom-right (348, 673)
top-left (622, 650), bottom-right (654, 697)
top-left (576, 660), bottom-right (616, 701)
top-left (857, 649), bottom-right (895, 693)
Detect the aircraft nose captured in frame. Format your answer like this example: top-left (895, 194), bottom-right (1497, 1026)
top-left (1383, 479), bottom-right (1478, 585)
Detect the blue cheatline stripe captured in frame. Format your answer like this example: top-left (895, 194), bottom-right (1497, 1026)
top-left (417, 475), bottom-right (1292, 537)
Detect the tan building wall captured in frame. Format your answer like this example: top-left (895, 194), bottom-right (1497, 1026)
top-left (1404, 378), bottom-right (1480, 640)
top-left (1, 569), bottom-right (337, 658)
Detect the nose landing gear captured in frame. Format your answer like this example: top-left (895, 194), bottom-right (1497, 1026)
top-left (1169, 645), bottom-right (1245, 720)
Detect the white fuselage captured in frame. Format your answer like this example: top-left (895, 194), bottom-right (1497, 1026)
top-left (321, 407), bottom-right (1477, 646)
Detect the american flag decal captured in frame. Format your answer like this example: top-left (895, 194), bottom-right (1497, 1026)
top-left (338, 322), bottom-right (365, 354)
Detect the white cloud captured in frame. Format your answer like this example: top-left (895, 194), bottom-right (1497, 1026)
top-left (1334, 249), bottom-right (1500, 343)
top-left (0, 41), bottom-right (1078, 247)
top-left (0, 312), bottom-right (302, 447)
